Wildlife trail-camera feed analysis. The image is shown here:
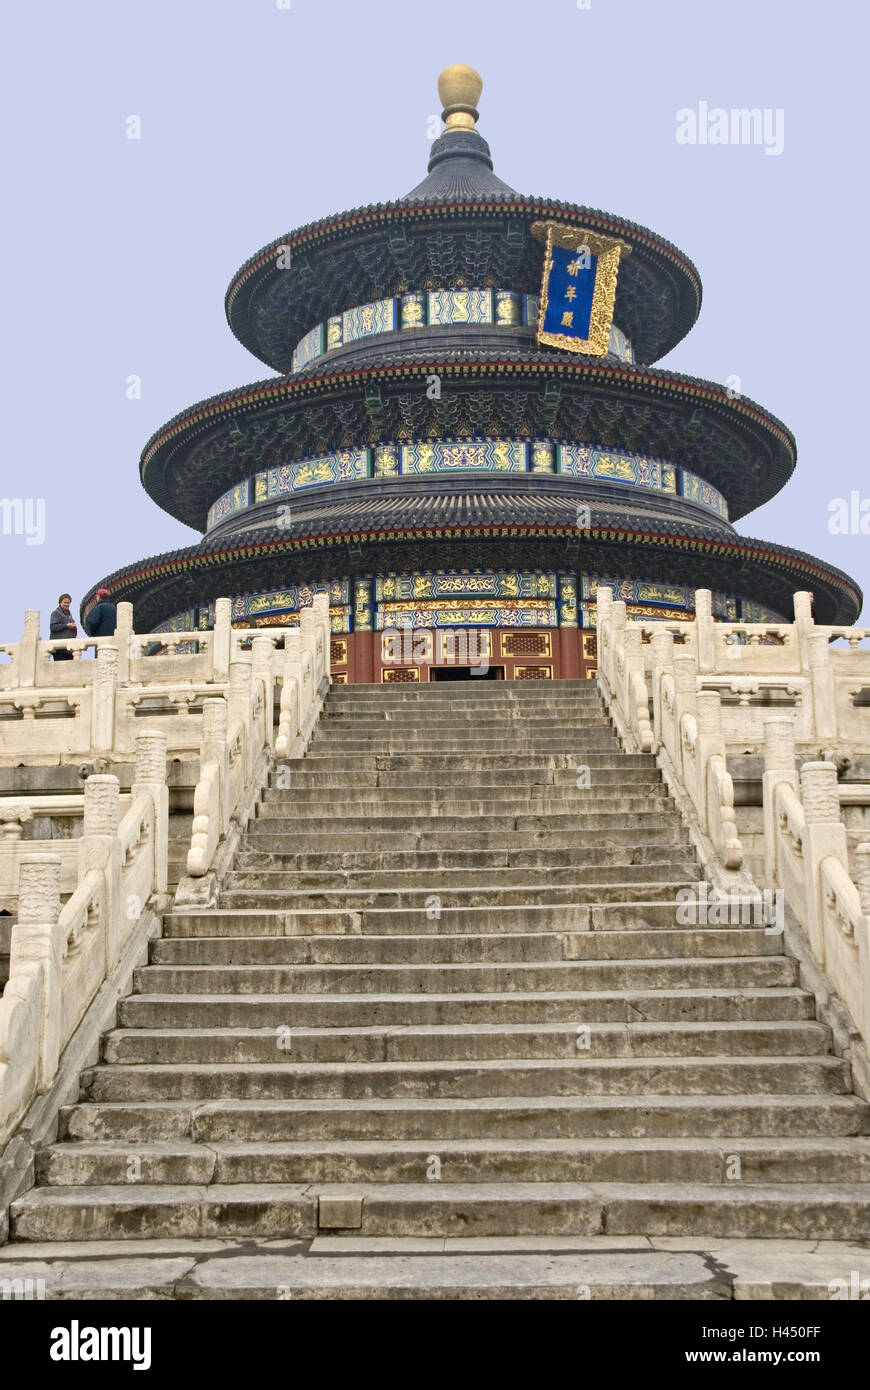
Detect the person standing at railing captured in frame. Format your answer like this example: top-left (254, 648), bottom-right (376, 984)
top-left (84, 588), bottom-right (117, 637)
top-left (49, 593), bottom-right (77, 660)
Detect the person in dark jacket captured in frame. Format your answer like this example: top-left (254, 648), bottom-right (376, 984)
top-left (84, 588), bottom-right (117, 637)
top-left (49, 593), bottom-right (77, 660)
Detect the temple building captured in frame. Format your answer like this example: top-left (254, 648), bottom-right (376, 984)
top-left (85, 66), bottom-right (861, 681)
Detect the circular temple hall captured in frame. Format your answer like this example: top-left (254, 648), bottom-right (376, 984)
top-left (85, 66), bottom-right (861, 681)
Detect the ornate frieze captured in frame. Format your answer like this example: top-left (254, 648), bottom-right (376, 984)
top-left (288, 287), bottom-right (634, 374)
top-left (205, 438), bottom-right (727, 533)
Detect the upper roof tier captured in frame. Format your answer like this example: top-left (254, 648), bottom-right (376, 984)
top-left (225, 66), bottom-right (703, 373)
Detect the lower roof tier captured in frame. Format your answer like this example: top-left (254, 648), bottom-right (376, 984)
top-left (83, 490), bottom-right (861, 630)
top-left (140, 353), bottom-right (796, 529)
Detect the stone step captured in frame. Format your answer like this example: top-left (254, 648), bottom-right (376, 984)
top-left (327, 682), bottom-right (599, 699)
top-left (219, 865), bottom-right (700, 896)
top-left (12, 1181), bottom-right (870, 1242)
top-left (0, 1244), bottom-right (740, 1299)
top-left (315, 722), bottom-right (614, 733)
top-left (307, 738), bottom-right (624, 753)
top-left (118, 987), bottom-right (818, 1030)
top-left (78, 1055), bottom-right (850, 1103)
top-left (291, 756), bottom-right (655, 778)
top-left (37, 1135), bottom-right (870, 1189)
top-left (257, 794), bottom-right (675, 818)
top-left (132, 955), bottom-right (799, 996)
top-left (100, 1020), bottom-right (831, 1065)
top-left (252, 810), bottom-right (682, 833)
top-left (169, 901), bottom-right (730, 937)
top-left (60, 1093), bottom-right (870, 1144)
top-left (0, 1243), bottom-right (749, 1299)
top-left (270, 768), bottom-right (665, 789)
top-left (217, 881), bottom-right (696, 911)
top-left (231, 846), bottom-right (695, 873)
top-left (244, 829), bottom-right (693, 854)
top-left (149, 927), bottom-right (784, 964)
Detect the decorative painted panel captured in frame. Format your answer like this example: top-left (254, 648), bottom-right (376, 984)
top-left (400, 292), bottom-right (426, 328)
top-left (561, 445), bottom-right (663, 489)
top-left (494, 290), bottom-right (521, 326)
top-left (530, 441), bottom-right (556, 474)
top-left (740, 598), bottom-right (785, 622)
top-left (581, 575), bottom-right (695, 610)
top-left (400, 439), bottom-right (525, 475)
top-left (427, 289), bottom-right (493, 325)
top-left (681, 469), bottom-right (729, 519)
top-left (230, 580), bottom-right (348, 622)
top-left (342, 297), bottom-right (396, 345)
top-left (354, 576), bottom-right (373, 631)
top-left (607, 324), bottom-right (634, 363)
top-left (291, 323), bottom-right (325, 374)
top-left (373, 445), bottom-right (400, 478)
top-left (206, 479), bottom-right (250, 532)
top-left (558, 573), bottom-right (579, 627)
top-left (375, 572), bottom-right (556, 602)
top-left (377, 601), bottom-right (558, 629)
top-left (266, 448), bottom-right (368, 498)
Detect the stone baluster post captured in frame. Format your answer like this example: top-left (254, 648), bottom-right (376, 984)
top-left (650, 629), bottom-right (674, 747)
top-left (115, 602), bottom-right (134, 684)
top-left (762, 718), bottom-right (798, 885)
top-left (132, 730), bottom-right (169, 895)
top-left (228, 660), bottom-right (252, 735)
top-left (623, 624), bottom-right (650, 751)
top-left (806, 631), bottom-right (838, 743)
top-left (800, 760), bottom-right (848, 967)
top-left (90, 644), bottom-right (119, 755)
top-left (79, 775), bottom-right (122, 971)
top-left (609, 600), bottom-right (627, 719)
top-left (595, 587), bottom-right (613, 695)
top-left (856, 842), bottom-right (870, 924)
top-left (200, 698), bottom-right (229, 835)
top-left (13, 854), bottom-right (63, 1090)
top-left (19, 609), bottom-right (40, 687)
top-left (212, 597), bottom-right (232, 682)
top-left (277, 631), bottom-right (302, 755)
top-left (300, 602), bottom-right (316, 663)
top-left (313, 593), bottom-right (331, 682)
top-left (251, 636), bottom-right (275, 745)
top-left (694, 690), bottom-right (727, 834)
top-left (792, 590), bottom-right (815, 671)
top-left (694, 588), bottom-right (715, 674)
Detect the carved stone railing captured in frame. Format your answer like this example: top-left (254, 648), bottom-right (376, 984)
top-left (179, 595), bottom-right (331, 899)
top-left (0, 731), bottom-right (169, 1147)
top-left (598, 585), bottom-right (869, 756)
top-left (0, 596), bottom-right (316, 766)
top-left (763, 718), bottom-right (870, 1052)
top-left (598, 588), bottom-right (743, 870)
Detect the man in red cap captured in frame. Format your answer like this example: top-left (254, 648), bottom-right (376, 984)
top-left (84, 588), bottom-right (118, 638)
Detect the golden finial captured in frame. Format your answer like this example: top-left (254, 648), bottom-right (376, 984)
top-left (437, 64), bottom-right (483, 133)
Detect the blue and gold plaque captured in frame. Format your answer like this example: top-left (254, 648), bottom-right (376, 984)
top-left (532, 221), bottom-right (629, 356)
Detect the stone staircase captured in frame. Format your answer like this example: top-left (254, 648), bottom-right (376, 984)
top-left (3, 680), bottom-right (869, 1299)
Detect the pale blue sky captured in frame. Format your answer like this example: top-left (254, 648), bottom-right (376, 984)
top-left (1, 0), bottom-right (867, 639)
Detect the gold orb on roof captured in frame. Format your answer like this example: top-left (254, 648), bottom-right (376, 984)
top-left (437, 64), bottom-right (483, 132)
